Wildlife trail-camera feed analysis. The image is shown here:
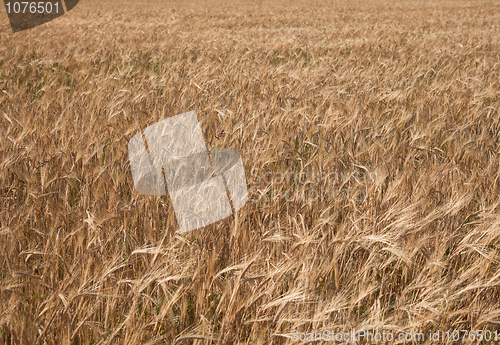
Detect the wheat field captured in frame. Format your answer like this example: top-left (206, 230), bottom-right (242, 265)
top-left (1, 0), bottom-right (500, 343)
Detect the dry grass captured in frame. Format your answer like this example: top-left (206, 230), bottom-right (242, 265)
top-left (1, 0), bottom-right (500, 343)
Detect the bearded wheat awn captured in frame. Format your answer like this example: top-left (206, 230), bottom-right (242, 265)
top-left (0, 0), bottom-right (500, 343)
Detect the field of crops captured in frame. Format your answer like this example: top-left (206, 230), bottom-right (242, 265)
top-left (1, 0), bottom-right (500, 343)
